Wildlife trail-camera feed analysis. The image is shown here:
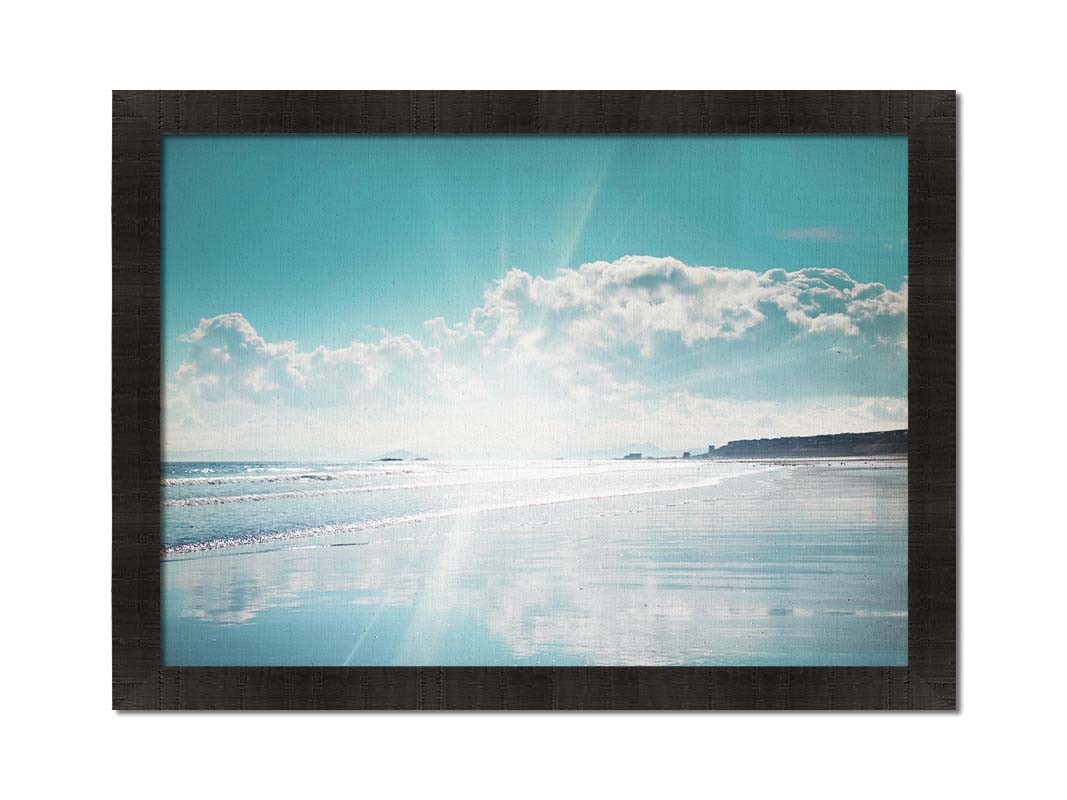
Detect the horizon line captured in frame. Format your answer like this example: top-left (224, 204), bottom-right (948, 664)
top-left (163, 427), bottom-right (908, 462)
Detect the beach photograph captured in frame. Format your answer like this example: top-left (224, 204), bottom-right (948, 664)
top-left (161, 134), bottom-right (908, 667)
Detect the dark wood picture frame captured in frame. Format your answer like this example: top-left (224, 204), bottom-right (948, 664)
top-left (113, 90), bottom-right (956, 710)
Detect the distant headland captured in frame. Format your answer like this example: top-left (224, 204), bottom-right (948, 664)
top-left (617, 429), bottom-right (907, 461)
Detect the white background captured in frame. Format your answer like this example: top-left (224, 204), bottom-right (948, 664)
top-left (2, 2), bottom-right (1064, 797)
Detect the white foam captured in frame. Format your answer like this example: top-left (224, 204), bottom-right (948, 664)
top-left (163, 465), bottom-right (784, 555)
top-left (162, 468), bottom-right (413, 486)
top-left (164, 461), bottom-right (755, 507)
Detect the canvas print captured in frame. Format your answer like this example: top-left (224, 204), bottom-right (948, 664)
top-left (161, 135), bottom-right (908, 666)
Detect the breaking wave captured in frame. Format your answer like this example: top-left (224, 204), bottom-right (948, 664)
top-left (162, 466), bottom-right (782, 556)
top-left (162, 469), bottom-right (415, 487)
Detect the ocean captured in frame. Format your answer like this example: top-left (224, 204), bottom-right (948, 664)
top-left (162, 458), bottom-right (907, 666)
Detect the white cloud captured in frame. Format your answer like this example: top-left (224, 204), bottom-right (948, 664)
top-left (165, 257), bottom-right (908, 457)
top-left (174, 312), bottom-right (467, 408)
top-left (442, 256), bottom-right (905, 356)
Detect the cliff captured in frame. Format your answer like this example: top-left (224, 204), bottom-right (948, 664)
top-left (699, 429), bottom-right (907, 459)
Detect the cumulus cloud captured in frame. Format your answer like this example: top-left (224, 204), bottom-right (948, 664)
top-left (437, 256), bottom-right (905, 357)
top-left (174, 312), bottom-right (465, 408)
top-left (165, 256), bottom-right (908, 457)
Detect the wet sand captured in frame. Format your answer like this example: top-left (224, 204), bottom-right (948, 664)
top-left (162, 460), bottom-right (907, 666)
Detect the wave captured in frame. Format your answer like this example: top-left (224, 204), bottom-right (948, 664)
top-left (161, 459), bottom-right (720, 488)
top-left (164, 476), bottom-right (549, 508)
top-left (162, 466), bottom-right (783, 555)
top-left (162, 469), bottom-right (418, 486)
top-left (163, 462), bottom-right (728, 506)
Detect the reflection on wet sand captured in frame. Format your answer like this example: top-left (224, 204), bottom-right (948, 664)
top-left (163, 462), bottom-right (906, 666)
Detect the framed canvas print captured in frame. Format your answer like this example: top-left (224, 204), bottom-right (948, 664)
top-left (113, 90), bottom-right (956, 709)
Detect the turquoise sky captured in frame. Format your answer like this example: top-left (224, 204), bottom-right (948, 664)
top-left (162, 135), bottom-right (906, 369)
top-left (162, 135), bottom-right (908, 457)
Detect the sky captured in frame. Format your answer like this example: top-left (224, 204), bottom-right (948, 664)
top-left (162, 135), bottom-right (908, 459)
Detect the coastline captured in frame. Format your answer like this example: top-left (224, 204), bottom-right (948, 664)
top-left (162, 459), bottom-right (907, 666)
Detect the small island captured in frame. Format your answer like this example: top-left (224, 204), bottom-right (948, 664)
top-left (374, 449), bottom-right (432, 462)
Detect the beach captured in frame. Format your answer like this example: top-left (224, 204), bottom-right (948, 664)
top-left (162, 458), bottom-right (907, 666)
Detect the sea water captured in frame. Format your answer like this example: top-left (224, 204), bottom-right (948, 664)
top-left (161, 458), bottom-right (907, 666)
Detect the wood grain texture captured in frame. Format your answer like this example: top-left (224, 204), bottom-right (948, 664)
top-left (113, 90), bottom-right (956, 710)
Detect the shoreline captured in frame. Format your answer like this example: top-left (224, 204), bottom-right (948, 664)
top-left (625, 454), bottom-right (907, 466)
top-left (162, 460), bottom-right (797, 559)
top-left (162, 460), bottom-right (907, 666)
